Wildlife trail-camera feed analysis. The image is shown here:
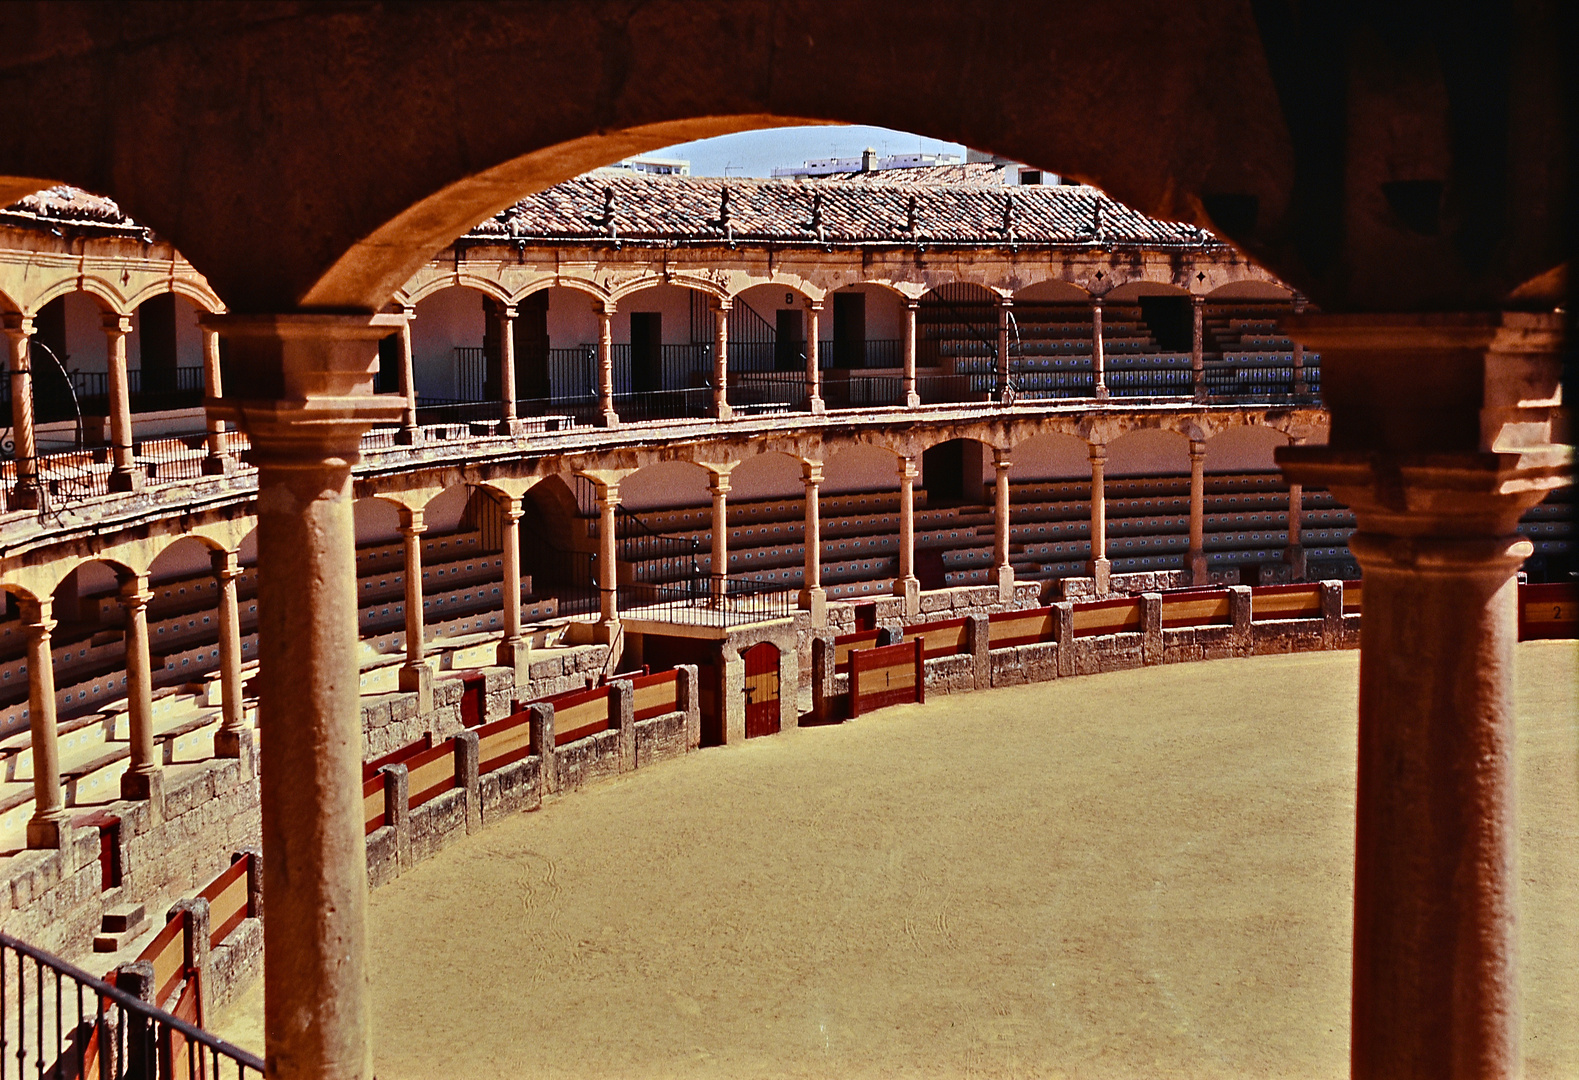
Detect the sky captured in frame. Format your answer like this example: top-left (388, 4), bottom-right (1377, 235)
top-left (645, 125), bottom-right (969, 177)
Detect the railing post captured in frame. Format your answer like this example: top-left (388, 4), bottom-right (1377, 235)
top-left (453, 729), bottom-right (480, 833)
top-left (597, 303), bottom-right (618, 427)
top-left (965, 613), bottom-right (990, 689)
top-left (1229, 585), bottom-right (1253, 655)
top-left (811, 634), bottom-right (835, 723)
top-left (104, 313), bottom-right (141, 491)
top-left (903, 298), bottom-right (921, 407)
top-left (1141, 593), bottom-right (1163, 665)
top-left (167, 898), bottom-right (212, 1022)
top-left (381, 763), bottom-right (410, 870)
top-left (527, 702), bottom-right (557, 795)
top-left (609, 679), bottom-right (635, 772)
top-left (115, 960), bottom-right (158, 1079)
top-left (712, 298), bottom-right (733, 421)
top-left (675, 664), bottom-right (701, 751)
top-left (1053, 602), bottom-right (1075, 677)
top-left (2, 313), bottom-right (40, 510)
top-left (1191, 295), bottom-right (1206, 402)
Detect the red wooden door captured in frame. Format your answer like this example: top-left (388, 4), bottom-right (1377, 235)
top-left (460, 673), bottom-right (487, 727)
top-left (742, 643), bottom-right (780, 738)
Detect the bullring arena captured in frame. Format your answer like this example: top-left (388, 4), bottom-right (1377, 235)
top-left (0, 7), bottom-right (1573, 1080)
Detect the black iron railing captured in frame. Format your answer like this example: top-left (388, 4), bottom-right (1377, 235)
top-left (619, 578), bottom-right (797, 626)
top-left (0, 931), bottom-right (264, 1080)
top-left (610, 387), bottom-right (711, 422)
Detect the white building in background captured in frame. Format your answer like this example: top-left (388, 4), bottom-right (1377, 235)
top-left (606, 155), bottom-right (691, 176)
top-left (772, 148), bottom-right (962, 177)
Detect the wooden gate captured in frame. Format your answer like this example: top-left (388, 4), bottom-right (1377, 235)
top-left (742, 642), bottom-right (780, 738)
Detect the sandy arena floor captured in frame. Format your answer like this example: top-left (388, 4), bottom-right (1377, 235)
top-left (214, 645), bottom-right (1578, 1079)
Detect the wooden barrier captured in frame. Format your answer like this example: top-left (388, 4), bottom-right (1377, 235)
top-left (1072, 595), bottom-right (1143, 638)
top-left (1342, 581), bottom-right (1362, 613)
top-left (404, 739), bottom-right (457, 809)
top-left (1160, 588), bottom-right (1232, 629)
top-left (987, 606), bottom-right (1055, 648)
top-left (137, 908), bottom-right (191, 1010)
top-left (1250, 582), bottom-right (1323, 620)
top-left (902, 617), bottom-right (970, 659)
top-left (834, 629), bottom-right (882, 672)
top-left (363, 732), bottom-right (433, 783)
top-left (197, 856), bottom-right (250, 948)
top-left (476, 708), bottom-right (535, 774)
top-left (363, 774), bottom-right (387, 835)
top-left (1519, 581), bottom-right (1578, 640)
top-left (850, 638), bottom-right (925, 717)
top-left (543, 684), bottom-right (611, 747)
top-left (631, 669), bottom-right (680, 720)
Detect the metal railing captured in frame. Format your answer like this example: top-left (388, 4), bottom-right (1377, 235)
top-left (610, 387), bottom-right (711, 422)
top-left (619, 577), bottom-right (797, 627)
top-left (0, 932), bottom-right (264, 1080)
top-left (728, 372), bottom-right (805, 412)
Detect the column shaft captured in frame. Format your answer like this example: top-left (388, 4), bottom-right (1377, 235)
top-left (713, 303), bottom-right (733, 420)
top-left (201, 327), bottom-right (231, 471)
top-left (805, 302), bottom-right (824, 413)
top-left (1188, 440), bottom-right (1207, 585)
top-left (1087, 444), bottom-right (1110, 592)
top-left (496, 495), bottom-right (528, 681)
top-left (498, 304), bottom-right (518, 431)
top-left (597, 306), bottom-right (618, 426)
top-left (397, 311), bottom-right (419, 444)
top-left (1191, 296), bottom-right (1206, 401)
top-left (710, 477), bottom-right (730, 603)
top-left (1291, 294), bottom-right (1308, 395)
top-left (896, 456), bottom-right (919, 616)
top-left (104, 314), bottom-right (139, 490)
top-left (1091, 300), bottom-right (1108, 399)
top-left (398, 508), bottom-right (431, 710)
top-left (1285, 482), bottom-right (1305, 580)
top-left (993, 449), bottom-right (1014, 601)
top-left (4, 317), bottom-right (39, 508)
top-left (118, 574), bottom-right (161, 805)
top-left (996, 297), bottom-right (1012, 402)
top-left (212, 550), bottom-right (250, 759)
top-left (596, 484), bottom-right (621, 628)
top-left (22, 598), bottom-right (64, 848)
top-left (903, 299), bottom-right (920, 407)
top-left (800, 460), bottom-right (825, 624)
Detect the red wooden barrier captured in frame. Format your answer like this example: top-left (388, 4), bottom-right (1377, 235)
top-left (1342, 580), bottom-right (1363, 613)
top-left (136, 908), bottom-right (191, 1010)
top-left (1072, 595), bottom-right (1142, 638)
top-left (197, 855), bottom-right (251, 948)
top-left (630, 668), bottom-right (680, 720)
top-left (834, 629), bottom-right (882, 672)
top-left (987, 606), bottom-right (1054, 648)
top-left (902, 617), bottom-right (970, 659)
top-left (363, 732), bottom-right (433, 783)
top-left (1250, 582), bottom-right (1322, 620)
top-left (540, 684), bottom-right (611, 747)
top-left (477, 708), bottom-right (535, 774)
top-left (1519, 581), bottom-right (1578, 640)
top-left (363, 774), bottom-right (387, 835)
top-left (1160, 588), bottom-right (1231, 629)
top-left (404, 739), bottom-right (457, 809)
top-left (850, 638), bottom-right (925, 717)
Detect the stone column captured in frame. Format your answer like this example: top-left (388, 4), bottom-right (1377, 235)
top-left (805, 300), bottom-right (825, 413)
top-left (117, 572), bottom-right (163, 811)
top-left (104, 313), bottom-right (140, 491)
top-left (895, 455), bottom-right (920, 618)
top-left (497, 303), bottom-right (518, 434)
top-left (903, 298), bottom-right (921, 407)
top-left (204, 312), bottom-right (402, 1080)
top-left (397, 505), bottom-right (432, 713)
top-left (597, 303), bottom-right (618, 427)
top-left (800, 459), bottom-right (826, 626)
top-left (495, 493), bottom-right (528, 684)
top-left (996, 296), bottom-right (1012, 403)
top-left (201, 326), bottom-right (233, 473)
top-left (211, 549), bottom-right (251, 767)
top-left (712, 300), bottom-right (733, 421)
top-left (397, 307), bottom-right (419, 444)
top-left (709, 473), bottom-right (731, 604)
top-left (993, 448), bottom-right (1014, 602)
top-left (1278, 311), bottom-right (1569, 1080)
top-left (1191, 295), bottom-right (1206, 402)
top-left (1290, 294), bottom-right (1307, 395)
top-left (595, 480), bottom-right (621, 635)
top-left (1087, 443), bottom-right (1110, 594)
top-left (3, 314), bottom-right (40, 510)
top-left (1091, 299), bottom-right (1108, 400)
top-left (1188, 439), bottom-right (1208, 585)
top-left (21, 597), bottom-right (65, 849)
top-left (1285, 480), bottom-right (1305, 581)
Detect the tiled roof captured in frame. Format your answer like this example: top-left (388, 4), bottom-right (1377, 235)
top-left (0, 185), bottom-right (143, 233)
top-left (472, 173), bottom-right (1217, 248)
top-left (808, 161), bottom-right (1008, 186)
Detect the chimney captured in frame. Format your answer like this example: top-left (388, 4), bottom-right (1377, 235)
top-left (861, 147), bottom-right (878, 173)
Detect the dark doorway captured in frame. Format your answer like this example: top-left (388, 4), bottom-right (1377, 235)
top-left (922, 441), bottom-right (966, 503)
top-left (1138, 295), bottom-right (1194, 352)
top-left (641, 632), bottom-right (722, 746)
top-left (482, 297), bottom-right (504, 401)
top-left (630, 312), bottom-right (662, 393)
top-left (138, 293), bottom-right (179, 408)
top-left (775, 309), bottom-right (803, 371)
top-left (376, 334), bottom-right (401, 393)
top-left (832, 292), bottom-right (865, 368)
top-left (28, 296), bottom-right (73, 423)
top-left (854, 602), bottom-right (878, 632)
top-left (459, 672), bottom-right (487, 727)
top-left (516, 291), bottom-right (551, 400)
top-left (743, 642), bottom-right (780, 738)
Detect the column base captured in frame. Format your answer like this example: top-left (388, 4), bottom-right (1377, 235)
top-left (395, 425), bottom-right (421, 446)
top-left (1193, 387), bottom-right (1209, 404)
top-left (1189, 551), bottom-right (1208, 586)
top-left (1094, 386), bottom-right (1110, 401)
top-left (496, 418), bottom-right (524, 437)
top-left (497, 637), bottom-right (530, 688)
top-left (896, 576), bottom-right (920, 620)
top-left (9, 483), bottom-right (40, 510)
top-left (995, 564), bottom-right (1015, 604)
top-left (121, 766), bottom-right (165, 822)
top-left (713, 402), bottom-right (734, 422)
top-left (200, 453), bottom-right (234, 476)
top-left (214, 727), bottom-right (257, 777)
top-left (1086, 557), bottom-right (1112, 596)
top-left (399, 662), bottom-right (434, 714)
top-left (598, 410), bottom-right (620, 428)
top-left (26, 813), bottom-right (70, 852)
top-left (1285, 545), bottom-right (1307, 582)
top-left (807, 395), bottom-right (826, 415)
top-left (108, 468), bottom-right (143, 492)
top-left (798, 585), bottom-right (827, 628)
top-left (905, 392), bottom-right (921, 408)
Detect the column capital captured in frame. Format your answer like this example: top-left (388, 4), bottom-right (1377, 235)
top-left (806, 298), bottom-right (824, 313)
top-left (397, 505), bottom-right (428, 534)
top-left (904, 297), bottom-right (920, 311)
top-left (211, 548), bottom-right (243, 580)
top-left (1189, 439), bottom-right (1207, 460)
top-left (896, 456), bottom-right (919, 480)
top-left (18, 596), bottom-right (54, 632)
top-left (102, 312), bottom-right (133, 335)
top-left (598, 301), bottom-right (616, 318)
top-left (713, 298), bottom-right (733, 314)
top-left (202, 313), bottom-right (404, 463)
top-left (1088, 442), bottom-right (1107, 463)
top-left (500, 304), bottom-right (517, 320)
top-left (708, 476), bottom-right (732, 498)
top-left (996, 294), bottom-right (1013, 309)
top-left (801, 459), bottom-right (824, 485)
top-left (117, 576), bottom-right (153, 609)
top-left (992, 447), bottom-right (1012, 470)
top-left (1, 312), bottom-right (34, 339)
